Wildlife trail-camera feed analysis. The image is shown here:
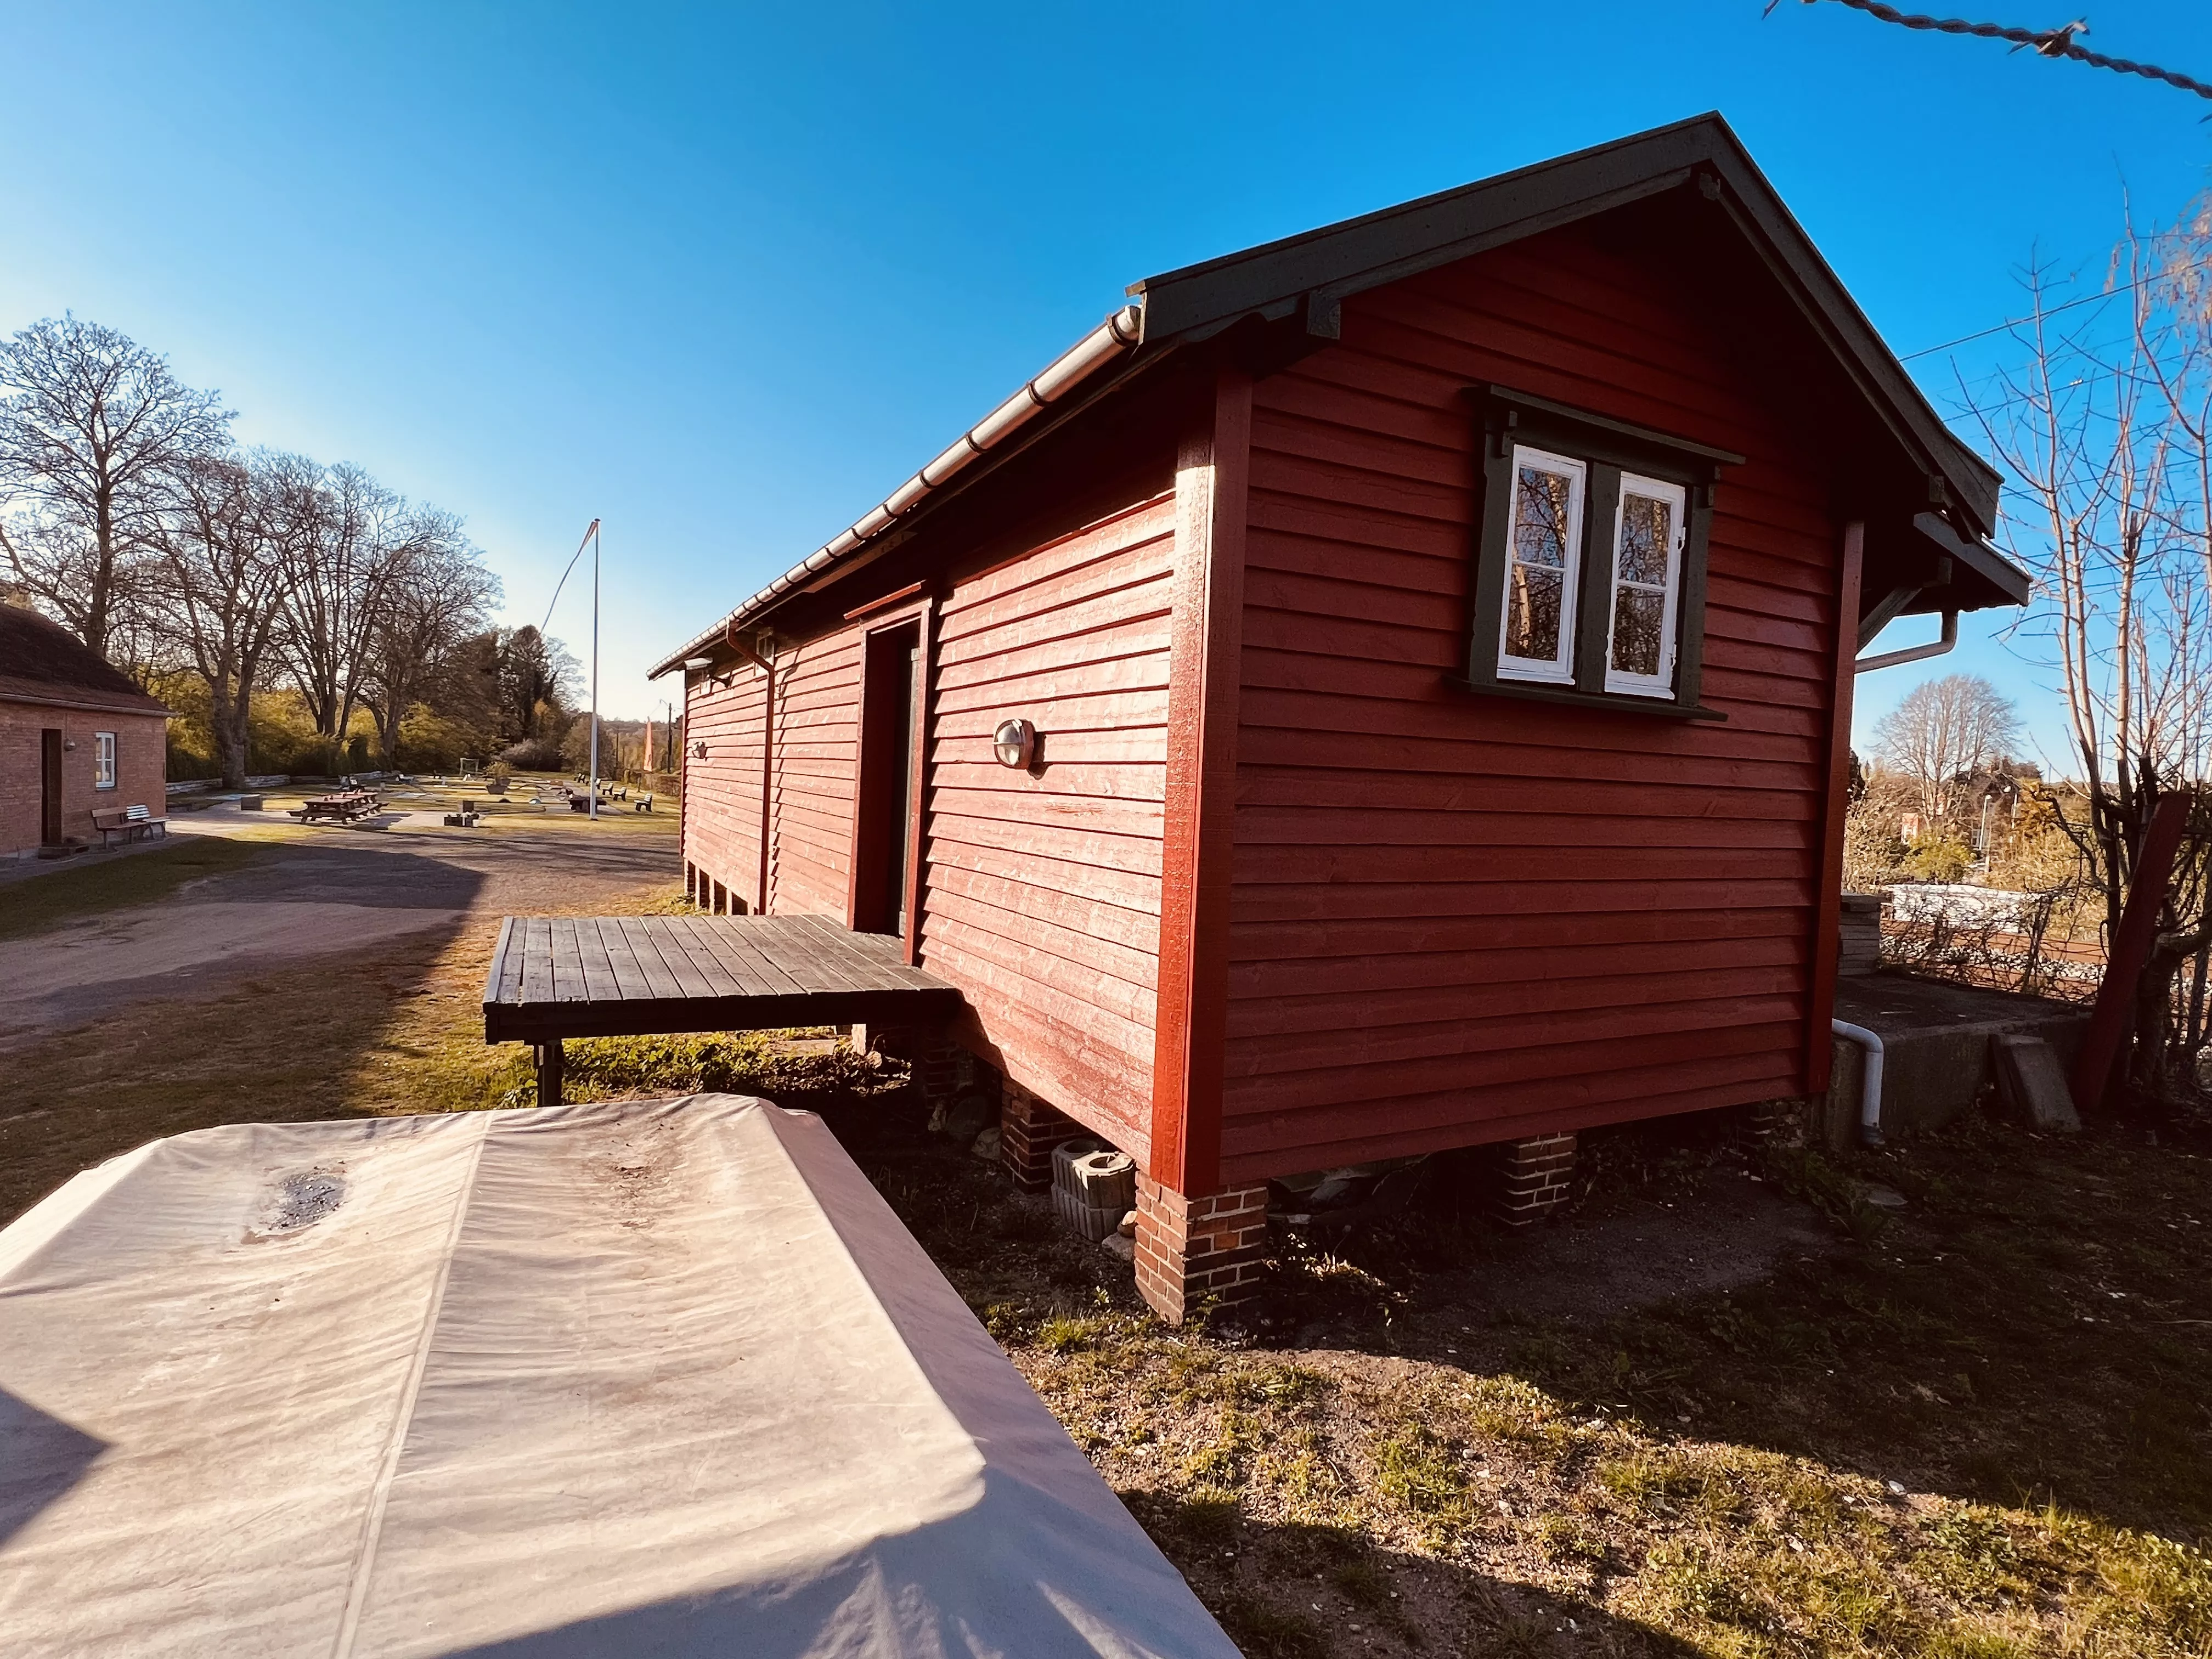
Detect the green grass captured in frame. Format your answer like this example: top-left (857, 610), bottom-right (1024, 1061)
top-left (0, 833), bottom-right (283, 940)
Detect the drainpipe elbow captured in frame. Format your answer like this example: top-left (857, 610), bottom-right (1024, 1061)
top-left (1831, 1019), bottom-right (1886, 1146)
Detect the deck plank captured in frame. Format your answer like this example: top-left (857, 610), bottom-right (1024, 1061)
top-left (521, 917), bottom-right (555, 1005)
top-left (756, 915), bottom-right (867, 995)
top-left (657, 921), bottom-right (757, 998)
top-left (624, 917), bottom-right (707, 1000)
top-left (549, 918), bottom-right (586, 1003)
top-left (574, 918), bottom-right (621, 1004)
top-left (483, 911), bottom-right (963, 1045)
top-left (692, 920), bottom-right (806, 996)
top-left (608, 917), bottom-right (682, 1001)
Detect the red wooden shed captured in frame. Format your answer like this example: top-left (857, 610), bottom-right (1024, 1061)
top-left (652, 115), bottom-right (2027, 1321)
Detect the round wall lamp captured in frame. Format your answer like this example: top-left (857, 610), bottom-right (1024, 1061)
top-left (682, 657), bottom-right (713, 673)
top-left (691, 740), bottom-right (709, 759)
top-left (992, 718), bottom-right (1038, 770)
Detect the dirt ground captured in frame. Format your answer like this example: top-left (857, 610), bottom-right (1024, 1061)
top-left (0, 780), bottom-right (679, 1218)
top-left (5, 806), bottom-right (2210, 1656)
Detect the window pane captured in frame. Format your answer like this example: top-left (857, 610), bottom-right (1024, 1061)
top-left (1617, 492), bottom-right (1672, 585)
top-left (1513, 467), bottom-right (1573, 568)
top-left (1505, 566), bottom-right (1564, 662)
top-left (1611, 589), bottom-right (1665, 678)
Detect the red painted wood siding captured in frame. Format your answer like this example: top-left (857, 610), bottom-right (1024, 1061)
top-left (681, 668), bottom-right (765, 906)
top-left (1221, 222), bottom-right (1841, 1184)
top-left (768, 628), bottom-right (864, 917)
top-left (922, 494), bottom-right (1178, 1160)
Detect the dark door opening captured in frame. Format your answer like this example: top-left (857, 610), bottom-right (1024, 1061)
top-left (853, 624), bottom-right (922, 938)
top-left (40, 729), bottom-right (63, 845)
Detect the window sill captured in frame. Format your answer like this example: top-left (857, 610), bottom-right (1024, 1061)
top-left (1445, 675), bottom-right (1727, 723)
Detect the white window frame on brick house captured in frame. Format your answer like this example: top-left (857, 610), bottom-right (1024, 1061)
top-left (94, 731), bottom-right (117, 789)
top-left (1493, 445), bottom-right (1586, 685)
top-left (1603, 473), bottom-right (1689, 698)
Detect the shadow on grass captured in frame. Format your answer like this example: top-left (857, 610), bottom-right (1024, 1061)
top-left (0, 841), bottom-right (491, 1224)
top-left (1131, 1507), bottom-right (1696, 1659)
top-left (827, 1084), bottom-right (2212, 1555)
top-left (1244, 1111), bottom-right (2212, 1547)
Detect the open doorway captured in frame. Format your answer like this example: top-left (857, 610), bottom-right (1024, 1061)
top-left (40, 729), bottom-right (62, 846)
top-left (852, 622), bottom-right (923, 939)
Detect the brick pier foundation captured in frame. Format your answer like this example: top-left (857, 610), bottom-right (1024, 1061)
top-left (1134, 1175), bottom-right (1269, 1325)
top-left (1492, 1132), bottom-right (1577, 1226)
top-left (999, 1081), bottom-right (1086, 1190)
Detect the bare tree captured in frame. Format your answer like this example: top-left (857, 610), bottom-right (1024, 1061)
top-left (1872, 673), bottom-right (2023, 827)
top-left (358, 522), bottom-right (500, 763)
top-left (1963, 212), bottom-right (2212, 1105)
top-left (281, 462), bottom-right (426, 739)
top-left (0, 317), bottom-right (230, 658)
top-left (153, 452), bottom-right (303, 788)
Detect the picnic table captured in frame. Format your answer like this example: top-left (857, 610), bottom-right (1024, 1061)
top-left (287, 789), bottom-right (383, 824)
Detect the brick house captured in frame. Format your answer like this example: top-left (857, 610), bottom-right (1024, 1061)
top-left (1, 602), bottom-right (171, 860)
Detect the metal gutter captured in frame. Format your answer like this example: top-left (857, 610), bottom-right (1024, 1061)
top-left (651, 304), bottom-right (1144, 678)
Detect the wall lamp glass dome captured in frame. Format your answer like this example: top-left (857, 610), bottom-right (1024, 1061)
top-left (992, 718), bottom-right (1037, 769)
top-left (682, 657), bottom-right (714, 673)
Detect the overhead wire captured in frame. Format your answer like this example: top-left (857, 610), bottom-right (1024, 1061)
top-left (1770, 0), bottom-right (2212, 100)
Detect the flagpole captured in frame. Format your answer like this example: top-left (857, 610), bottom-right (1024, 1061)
top-left (589, 521), bottom-right (601, 821)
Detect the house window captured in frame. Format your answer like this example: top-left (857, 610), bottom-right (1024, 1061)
top-left (1605, 475), bottom-right (1687, 697)
top-left (94, 732), bottom-right (117, 789)
top-left (1464, 387), bottom-right (1740, 719)
top-left (1497, 448), bottom-right (1585, 684)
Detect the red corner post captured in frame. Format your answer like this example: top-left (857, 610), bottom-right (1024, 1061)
top-left (2071, 793), bottom-right (2191, 1114)
top-left (1142, 367), bottom-right (1255, 1324)
top-left (1804, 520), bottom-right (1864, 1098)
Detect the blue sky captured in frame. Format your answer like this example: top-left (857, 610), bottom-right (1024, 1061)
top-left (1, 3), bottom-right (2207, 764)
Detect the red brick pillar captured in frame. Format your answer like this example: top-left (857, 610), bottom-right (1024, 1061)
top-left (913, 1030), bottom-right (960, 1108)
top-left (1134, 1175), bottom-right (1269, 1325)
top-left (1492, 1132), bottom-right (1577, 1226)
top-left (999, 1081), bottom-right (1084, 1190)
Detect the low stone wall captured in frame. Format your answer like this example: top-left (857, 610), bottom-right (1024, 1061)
top-left (1824, 975), bottom-right (2090, 1148)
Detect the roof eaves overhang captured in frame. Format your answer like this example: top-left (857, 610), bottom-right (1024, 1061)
top-left (1906, 510), bottom-right (2032, 612)
top-left (1128, 112), bottom-right (2004, 544)
top-left (0, 685), bottom-right (174, 719)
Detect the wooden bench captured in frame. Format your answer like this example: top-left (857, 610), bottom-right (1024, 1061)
top-left (90, 803), bottom-right (168, 848)
top-left (633, 793), bottom-right (653, 814)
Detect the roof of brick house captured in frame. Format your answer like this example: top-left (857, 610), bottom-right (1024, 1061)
top-left (0, 603), bottom-right (171, 718)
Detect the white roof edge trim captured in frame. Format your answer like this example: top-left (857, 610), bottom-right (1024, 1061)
top-left (650, 303), bottom-right (1143, 678)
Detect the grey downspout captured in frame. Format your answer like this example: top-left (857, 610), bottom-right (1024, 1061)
top-left (1831, 1019), bottom-right (1886, 1146)
top-left (1855, 608), bottom-right (1957, 675)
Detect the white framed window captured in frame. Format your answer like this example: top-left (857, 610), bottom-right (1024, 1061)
top-left (94, 731), bottom-right (117, 789)
top-left (1604, 474), bottom-right (1688, 698)
top-left (1496, 446), bottom-right (1585, 684)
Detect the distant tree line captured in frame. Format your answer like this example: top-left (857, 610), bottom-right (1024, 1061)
top-left (0, 315), bottom-right (581, 784)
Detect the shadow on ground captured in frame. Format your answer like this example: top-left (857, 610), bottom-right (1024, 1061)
top-left (0, 819), bottom-right (678, 1224)
top-left (826, 1086), bottom-right (2212, 1550)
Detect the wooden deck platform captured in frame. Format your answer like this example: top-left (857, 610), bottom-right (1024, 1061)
top-left (483, 913), bottom-right (963, 1100)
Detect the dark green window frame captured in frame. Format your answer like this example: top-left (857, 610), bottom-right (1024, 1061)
top-left (1459, 385), bottom-right (1742, 722)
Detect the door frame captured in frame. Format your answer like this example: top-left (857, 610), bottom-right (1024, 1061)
top-left (842, 594), bottom-right (935, 965)
top-left (40, 727), bottom-right (64, 846)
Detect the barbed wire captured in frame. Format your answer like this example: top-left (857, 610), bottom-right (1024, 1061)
top-left (1771, 1), bottom-right (2212, 100)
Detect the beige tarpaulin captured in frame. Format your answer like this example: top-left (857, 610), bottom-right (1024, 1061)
top-left (0, 1097), bottom-right (1242, 1658)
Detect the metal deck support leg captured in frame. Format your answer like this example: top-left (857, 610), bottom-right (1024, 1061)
top-left (535, 1040), bottom-right (565, 1108)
